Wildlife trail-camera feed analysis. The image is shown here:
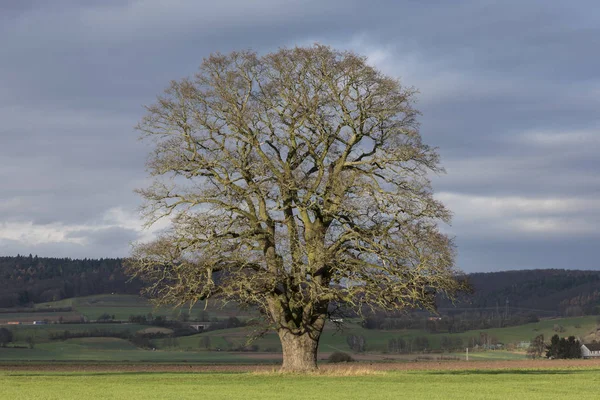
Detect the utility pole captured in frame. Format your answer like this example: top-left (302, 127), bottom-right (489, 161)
top-left (496, 300), bottom-right (501, 327)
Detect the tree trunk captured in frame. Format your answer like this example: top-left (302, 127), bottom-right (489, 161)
top-left (278, 329), bottom-right (321, 372)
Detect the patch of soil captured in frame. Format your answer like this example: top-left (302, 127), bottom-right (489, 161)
top-left (136, 327), bottom-right (174, 335)
top-left (4, 359), bottom-right (600, 373)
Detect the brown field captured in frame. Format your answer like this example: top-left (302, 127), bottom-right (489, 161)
top-left (136, 327), bottom-right (174, 335)
top-left (3, 358), bottom-right (600, 373)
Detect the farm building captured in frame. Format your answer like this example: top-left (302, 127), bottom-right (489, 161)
top-left (189, 323), bottom-right (211, 331)
top-left (581, 343), bottom-right (600, 358)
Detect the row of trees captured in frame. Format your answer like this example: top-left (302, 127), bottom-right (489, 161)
top-left (363, 313), bottom-right (537, 334)
top-left (456, 269), bottom-right (600, 316)
top-left (546, 335), bottom-right (581, 359)
top-left (5, 254), bottom-right (598, 318)
top-left (0, 256), bottom-right (142, 307)
top-left (528, 334), bottom-right (582, 359)
top-left (387, 336), bottom-right (431, 353)
top-left (346, 335), bottom-right (367, 352)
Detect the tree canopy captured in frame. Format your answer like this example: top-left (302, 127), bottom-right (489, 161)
top-left (127, 45), bottom-right (465, 371)
top-left (0, 328), bottom-right (13, 347)
top-left (546, 334), bottom-right (581, 359)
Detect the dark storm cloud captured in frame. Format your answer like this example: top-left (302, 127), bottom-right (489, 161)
top-left (458, 236), bottom-right (600, 271)
top-left (0, 0), bottom-right (598, 272)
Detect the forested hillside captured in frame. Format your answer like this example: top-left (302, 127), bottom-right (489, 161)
top-left (1, 255), bottom-right (599, 317)
top-left (0, 255), bottom-right (142, 307)
top-left (451, 269), bottom-right (600, 316)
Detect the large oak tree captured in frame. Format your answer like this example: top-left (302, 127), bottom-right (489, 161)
top-left (127, 45), bottom-right (464, 371)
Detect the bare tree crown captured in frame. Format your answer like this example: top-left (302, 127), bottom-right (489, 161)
top-left (129, 45), bottom-right (462, 333)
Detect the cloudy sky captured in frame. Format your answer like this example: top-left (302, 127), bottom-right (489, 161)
top-left (0, 0), bottom-right (598, 272)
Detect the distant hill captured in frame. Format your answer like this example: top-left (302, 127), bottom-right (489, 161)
top-left (449, 269), bottom-right (600, 316)
top-left (0, 255), bottom-right (142, 308)
top-left (1, 255), bottom-right (599, 316)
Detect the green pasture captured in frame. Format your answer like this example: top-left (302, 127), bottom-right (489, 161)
top-left (163, 323), bottom-right (419, 353)
top-left (6, 323), bottom-right (146, 342)
top-left (34, 294), bottom-right (147, 309)
top-left (0, 310), bottom-right (82, 321)
top-left (0, 344), bottom-right (279, 364)
top-left (447, 350), bottom-right (524, 360)
top-left (154, 325), bottom-right (528, 362)
top-left (322, 316), bottom-right (597, 352)
top-left (159, 326), bottom-right (281, 351)
top-left (1, 315), bottom-right (595, 364)
top-left (34, 294), bottom-right (256, 321)
top-left (464, 316), bottom-right (597, 343)
top-left (3, 367), bottom-right (600, 399)
top-left (62, 337), bottom-right (140, 351)
top-left (1, 295), bottom-right (597, 365)
top-left (178, 316), bottom-right (596, 353)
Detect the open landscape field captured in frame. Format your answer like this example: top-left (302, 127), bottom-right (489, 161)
top-left (34, 294), bottom-right (255, 321)
top-left (3, 361), bottom-right (600, 399)
top-left (3, 292), bottom-right (597, 400)
top-left (3, 294), bottom-right (600, 364)
top-left (2, 1), bottom-right (598, 398)
top-left (125, 313), bottom-right (599, 355)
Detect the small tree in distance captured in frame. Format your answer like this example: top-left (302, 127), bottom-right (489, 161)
top-left (527, 334), bottom-right (545, 359)
top-left (0, 328), bottom-right (13, 347)
top-left (127, 45), bottom-right (466, 372)
top-left (199, 336), bottom-right (211, 350)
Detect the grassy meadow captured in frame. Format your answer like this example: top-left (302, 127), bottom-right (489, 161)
top-left (3, 294), bottom-right (600, 399)
top-left (2, 294), bottom-right (600, 364)
top-left (162, 314), bottom-right (597, 354)
top-left (34, 294), bottom-right (253, 321)
top-left (2, 315), bottom-right (595, 363)
top-left (0, 345), bottom-right (279, 363)
top-left (2, 367), bottom-right (600, 400)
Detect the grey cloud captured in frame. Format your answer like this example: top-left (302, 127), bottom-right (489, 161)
top-left (0, 0), bottom-right (598, 272)
top-left (0, 233), bottom-right (134, 259)
top-left (66, 226), bottom-right (140, 249)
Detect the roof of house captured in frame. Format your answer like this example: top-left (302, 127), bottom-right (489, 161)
top-left (583, 343), bottom-right (600, 351)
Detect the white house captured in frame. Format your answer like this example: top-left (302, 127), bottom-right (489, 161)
top-left (581, 343), bottom-right (600, 358)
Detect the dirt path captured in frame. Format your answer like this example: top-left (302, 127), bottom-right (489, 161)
top-left (3, 359), bottom-right (600, 373)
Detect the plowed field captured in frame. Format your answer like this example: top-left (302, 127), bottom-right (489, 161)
top-left (3, 358), bottom-right (600, 373)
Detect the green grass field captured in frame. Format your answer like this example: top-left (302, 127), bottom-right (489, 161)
top-left (3, 316), bottom-right (597, 363)
top-left (0, 346), bottom-right (280, 363)
top-left (7, 323), bottom-right (147, 342)
top-left (2, 367), bottom-right (600, 399)
top-left (35, 294), bottom-right (255, 321)
top-left (174, 315), bottom-right (597, 353)
top-left (2, 294), bottom-right (598, 365)
top-left (335, 316), bottom-right (597, 351)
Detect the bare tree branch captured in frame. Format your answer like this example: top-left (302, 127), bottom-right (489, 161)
top-left (126, 45), bottom-right (466, 372)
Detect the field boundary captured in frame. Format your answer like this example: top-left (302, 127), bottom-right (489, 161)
top-left (3, 359), bottom-right (600, 373)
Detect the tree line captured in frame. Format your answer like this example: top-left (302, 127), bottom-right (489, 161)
top-left (3, 255), bottom-right (598, 321)
top-left (0, 255), bottom-right (143, 307)
top-left (528, 334), bottom-right (582, 359)
top-left (447, 269), bottom-right (600, 316)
